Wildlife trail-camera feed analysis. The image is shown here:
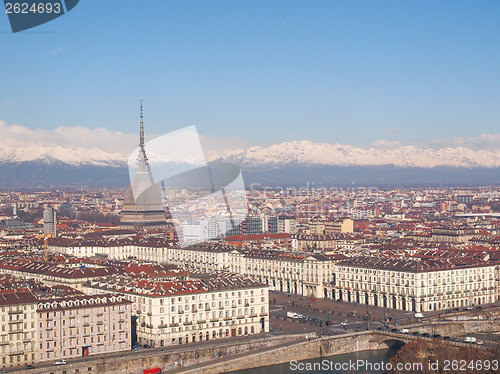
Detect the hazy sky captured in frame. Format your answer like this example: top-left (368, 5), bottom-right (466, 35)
top-left (1, 0), bottom-right (499, 152)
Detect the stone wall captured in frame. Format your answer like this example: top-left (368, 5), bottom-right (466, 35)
top-left (20, 334), bottom-right (305, 374)
top-left (179, 331), bottom-right (380, 374)
top-left (17, 317), bottom-right (500, 374)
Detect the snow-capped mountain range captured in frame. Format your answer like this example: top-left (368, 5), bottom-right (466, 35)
top-left (219, 141), bottom-right (500, 169)
top-left (2, 141), bottom-right (500, 169)
top-left (0, 145), bottom-right (126, 167)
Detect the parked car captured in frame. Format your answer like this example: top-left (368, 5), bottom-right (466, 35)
top-left (412, 331), bottom-right (420, 336)
top-left (451, 337), bottom-right (460, 342)
top-left (25, 364), bottom-right (35, 369)
top-left (432, 334), bottom-right (442, 339)
top-left (422, 333), bottom-right (430, 337)
top-left (391, 328), bottom-right (400, 333)
top-left (132, 346), bottom-right (139, 351)
top-left (143, 344), bottom-right (151, 349)
top-left (476, 306), bottom-right (483, 310)
top-left (491, 304), bottom-right (496, 308)
top-left (54, 359), bottom-right (67, 365)
top-left (443, 336), bottom-right (451, 340)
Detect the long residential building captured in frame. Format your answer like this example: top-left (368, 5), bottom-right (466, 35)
top-left (331, 256), bottom-right (495, 312)
top-left (49, 239), bottom-right (345, 298)
top-left (48, 239), bottom-right (500, 303)
top-left (0, 262), bottom-right (119, 291)
top-left (49, 239), bottom-right (233, 272)
top-left (83, 274), bottom-right (269, 347)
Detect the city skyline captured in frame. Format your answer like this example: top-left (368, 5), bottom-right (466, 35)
top-left (1, 0), bottom-right (499, 154)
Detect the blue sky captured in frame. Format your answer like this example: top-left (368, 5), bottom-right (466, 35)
top-left (0, 0), bottom-right (499, 152)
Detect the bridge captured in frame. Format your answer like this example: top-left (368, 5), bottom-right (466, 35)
top-left (370, 331), bottom-right (475, 349)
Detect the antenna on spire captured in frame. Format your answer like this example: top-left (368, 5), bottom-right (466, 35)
top-left (140, 100), bottom-right (144, 147)
top-left (139, 100), bottom-right (148, 164)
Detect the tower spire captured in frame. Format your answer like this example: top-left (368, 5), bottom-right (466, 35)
top-left (139, 100), bottom-right (148, 164)
top-left (140, 100), bottom-right (145, 148)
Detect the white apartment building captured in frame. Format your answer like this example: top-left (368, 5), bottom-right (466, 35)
top-left (228, 250), bottom-right (344, 298)
top-left (290, 233), bottom-right (367, 251)
top-left (49, 240), bottom-right (233, 272)
top-left (83, 274), bottom-right (269, 347)
top-left (331, 256), bottom-right (495, 312)
top-left (0, 288), bottom-right (37, 369)
top-left (0, 262), bottom-right (119, 291)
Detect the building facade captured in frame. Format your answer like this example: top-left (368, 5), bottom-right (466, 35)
top-left (37, 294), bottom-right (132, 362)
top-left (330, 257), bottom-right (495, 312)
top-left (0, 288), bottom-right (37, 369)
top-left (84, 274), bottom-right (269, 347)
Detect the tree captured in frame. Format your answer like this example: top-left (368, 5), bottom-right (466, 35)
top-left (388, 340), bottom-right (500, 374)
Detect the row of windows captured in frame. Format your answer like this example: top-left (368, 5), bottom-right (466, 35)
top-left (40, 332), bottom-right (128, 349)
